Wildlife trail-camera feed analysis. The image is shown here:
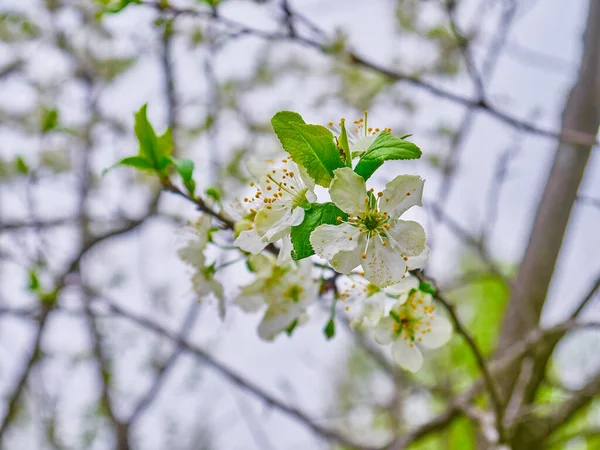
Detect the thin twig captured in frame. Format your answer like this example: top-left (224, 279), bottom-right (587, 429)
top-left (138, 1), bottom-right (598, 147)
top-left (413, 271), bottom-right (506, 442)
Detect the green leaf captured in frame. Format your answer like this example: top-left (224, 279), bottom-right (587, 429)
top-left (98, 0), bottom-right (141, 14)
top-left (14, 156), bottom-right (29, 175)
top-left (105, 104), bottom-right (173, 176)
top-left (324, 318), bottom-right (335, 339)
top-left (339, 119), bottom-right (352, 167)
top-left (354, 131), bottom-right (422, 180)
top-left (271, 111), bottom-right (344, 187)
top-left (205, 186), bottom-right (221, 202)
top-left (290, 202), bottom-right (347, 260)
top-left (285, 319), bottom-right (298, 336)
top-left (173, 158), bottom-right (196, 195)
top-left (41, 107), bottom-right (59, 133)
top-left (419, 280), bottom-right (437, 296)
top-left (28, 269), bottom-right (40, 292)
top-left (134, 104), bottom-right (159, 167)
top-left (117, 156), bottom-right (155, 170)
top-left (157, 128), bottom-right (173, 157)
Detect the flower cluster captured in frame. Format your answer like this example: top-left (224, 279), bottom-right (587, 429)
top-left (178, 110), bottom-right (451, 371)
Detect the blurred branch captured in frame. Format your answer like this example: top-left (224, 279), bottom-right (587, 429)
top-left (444, 0), bottom-right (485, 99)
top-left (233, 394), bottom-right (277, 450)
top-left (497, 4), bottom-right (600, 445)
top-left (523, 372), bottom-right (600, 444)
top-left (84, 299), bottom-right (130, 450)
top-left (426, 202), bottom-right (506, 280)
top-left (139, 1), bottom-right (599, 147)
top-left (0, 218), bottom-right (77, 231)
top-left (547, 426), bottom-right (600, 448)
top-left (162, 181), bottom-right (234, 228)
top-left (392, 318), bottom-right (600, 447)
top-left (570, 272), bottom-right (600, 318)
top-left (433, 0), bottom-right (517, 219)
top-left (413, 271), bottom-right (506, 442)
top-left (0, 304), bottom-right (52, 439)
top-left (0, 60), bottom-right (23, 79)
top-left (97, 295), bottom-right (382, 450)
top-left (578, 194), bottom-right (600, 209)
top-left (128, 299), bottom-right (201, 423)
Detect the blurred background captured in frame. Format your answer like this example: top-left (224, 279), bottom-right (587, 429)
top-left (1, 0), bottom-right (599, 449)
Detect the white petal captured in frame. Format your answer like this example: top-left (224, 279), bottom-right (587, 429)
top-left (258, 206), bottom-right (305, 242)
top-left (234, 229), bottom-right (267, 254)
top-left (387, 220), bottom-right (427, 257)
top-left (179, 241), bottom-right (206, 269)
top-left (255, 206), bottom-right (287, 237)
top-left (380, 175), bottom-right (424, 217)
top-left (364, 293), bottom-right (386, 323)
top-left (234, 294), bottom-right (264, 313)
top-left (406, 246), bottom-right (430, 271)
top-left (309, 223), bottom-right (359, 260)
top-left (419, 316), bottom-right (452, 349)
top-left (258, 302), bottom-right (304, 341)
top-left (297, 163), bottom-right (316, 191)
top-left (277, 235), bottom-right (294, 266)
top-left (245, 159), bottom-right (269, 180)
top-left (347, 301), bottom-right (365, 329)
top-left (391, 339), bottom-right (423, 372)
top-left (352, 136), bottom-right (375, 153)
top-left (210, 279), bottom-right (224, 300)
top-left (362, 237), bottom-right (408, 287)
top-left (306, 190), bottom-right (317, 203)
top-left (329, 235), bottom-right (365, 273)
top-left (373, 317), bottom-right (395, 344)
top-left (384, 276), bottom-right (419, 297)
top-left (329, 167), bottom-right (367, 216)
top-left (247, 254), bottom-right (274, 278)
top-left (191, 273), bottom-right (212, 298)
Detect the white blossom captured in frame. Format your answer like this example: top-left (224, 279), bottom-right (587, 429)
top-left (327, 110), bottom-right (392, 154)
top-left (234, 158), bottom-right (315, 256)
top-left (310, 167), bottom-right (428, 287)
top-left (235, 254), bottom-right (318, 340)
top-left (373, 278), bottom-right (452, 372)
top-left (179, 215), bottom-right (225, 317)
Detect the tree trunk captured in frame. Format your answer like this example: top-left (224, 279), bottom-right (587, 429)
top-left (497, 0), bottom-right (600, 447)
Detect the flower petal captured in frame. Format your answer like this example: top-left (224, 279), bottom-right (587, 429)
top-left (419, 316), bottom-right (452, 349)
top-left (352, 135), bottom-right (376, 153)
top-left (391, 339), bottom-right (423, 372)
top-left (234, 294), bottom-right (264, 313)
top-left (380, 175), bottom-right (424, 217)
top-left (373, 317), bottom-right (396, 344)
top-left (330, 248), bottom-right (363, 274)
top-left (258, 301), bottom-right (304, 341)
top-left (277, 235), bottom-right (294, 266)
top-left (297, 163), bottom-right (316, 192)
top-left (387, 220), bottom-right (427, 257)
top-left (329, 167), bottom-right (367, 216)
top-left (309, 223), bottom-right (360, 260)
top-left (256, 206), bottom-right (305, 242)
top-left (364, 293), bottom-right (386, 323)
top-left (384, 276), bottom-right (419, 297)
top-left (347, 301), bottom-right (365, 329)
top-left (362, 237), bottom-right (407, 287)
top-left (179, 241), bottom-right (206, 269)
top-left (405, 245), bottom-right (430, 271)
top-left (247, 253), bottom-right (274, 278)
top-left (255, 206), bottom-right (287, 237)
top-left (234, 229), bottom-right (267, 254)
